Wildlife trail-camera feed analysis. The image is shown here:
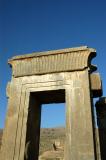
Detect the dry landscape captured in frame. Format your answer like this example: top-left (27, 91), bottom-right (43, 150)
top-left (39, 127), bottom-right (65, 159)
top-left (0, 128), bottom-right (100, 159)
top-left (0, 127), bottom-right (65, 159)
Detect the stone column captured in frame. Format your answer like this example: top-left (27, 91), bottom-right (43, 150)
top-left (95, 97), bottom-right (106, 160)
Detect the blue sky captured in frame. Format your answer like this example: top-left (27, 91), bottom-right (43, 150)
top-left (0, 0), bottom-right (106, 128)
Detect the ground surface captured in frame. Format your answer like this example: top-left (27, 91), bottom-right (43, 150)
top-left (0, 128), bottom-right (100, 159)
top-left (39, 127), bottom-right (65, 159)
top-left (0, 127), bottom-right (65, 159)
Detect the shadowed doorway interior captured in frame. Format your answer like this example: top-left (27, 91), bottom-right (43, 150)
top-left (24, 89), bottom-right (65, 160)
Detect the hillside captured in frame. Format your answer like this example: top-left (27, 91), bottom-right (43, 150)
top-left (39, 127), bottom-right (65, 159)
top-left (0, 129), bottom-right (3, 149)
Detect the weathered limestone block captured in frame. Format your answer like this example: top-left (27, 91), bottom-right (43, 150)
top-left (90, 73), bottom-right (102, 98)
top-left (0, 79), bottom-right (23, 160)
top-left (65, 70), bottom-right (95, 160)
top-left (53, 140), bottom-right (64, 151)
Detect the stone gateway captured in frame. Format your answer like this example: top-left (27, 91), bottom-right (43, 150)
top-left (0, 46), bottom-right (103, 160)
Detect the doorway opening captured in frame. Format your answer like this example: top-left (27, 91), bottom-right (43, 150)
top-left (24, 89), bottom-right (65, 160)
top-left (39, 103), bottom-right (65, 159)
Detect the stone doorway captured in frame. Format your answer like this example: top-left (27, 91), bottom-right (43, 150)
top-left (0, 46), bottom-right (102, 160)
top-left (24, 90), bottom-right (65, 160)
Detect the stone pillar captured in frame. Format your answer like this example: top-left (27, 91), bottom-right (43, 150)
top-left (95, 97), bottom-right (106, 160)
top-left (0, 80), bottom-right (23, 160)
top-left (65, 70), bottom-right (95, 160)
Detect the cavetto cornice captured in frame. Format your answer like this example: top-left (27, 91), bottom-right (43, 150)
top-left (8, 46), bottom-right (96, 77)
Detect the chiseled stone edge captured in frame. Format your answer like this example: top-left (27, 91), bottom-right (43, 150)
top-left (8, 46), bottom-right (91, 60)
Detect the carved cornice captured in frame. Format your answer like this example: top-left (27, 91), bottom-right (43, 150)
top-left (8, 46), bottom-right (96, 77)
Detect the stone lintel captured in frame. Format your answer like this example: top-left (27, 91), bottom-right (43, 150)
top-left (90, 73), bottom-right (102, 98)
top-left (8, 46), bottom-right (96, 78)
